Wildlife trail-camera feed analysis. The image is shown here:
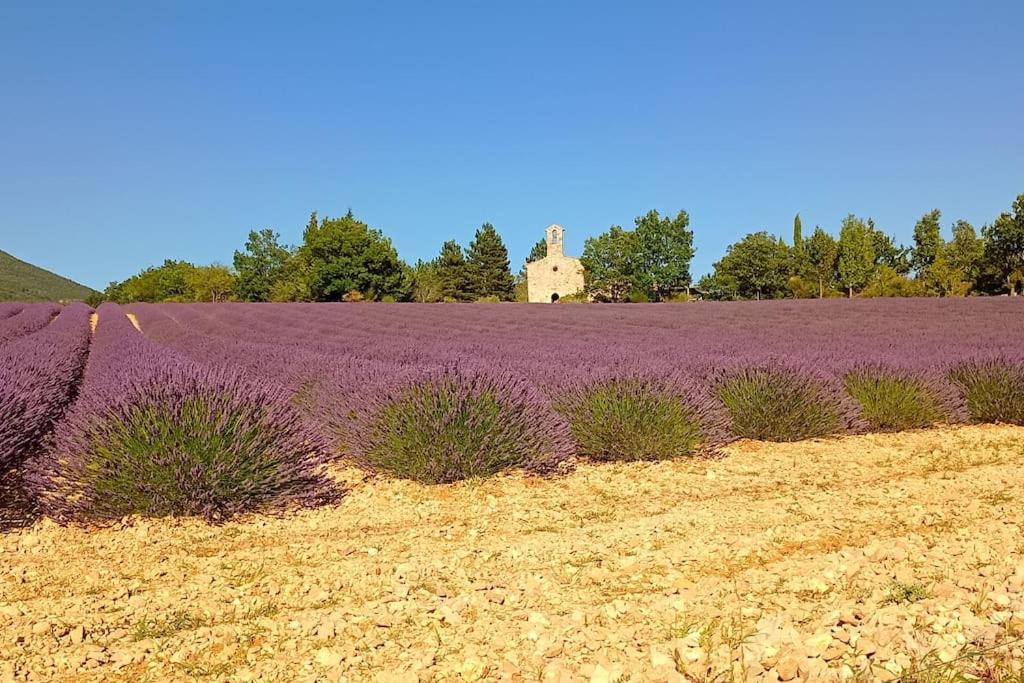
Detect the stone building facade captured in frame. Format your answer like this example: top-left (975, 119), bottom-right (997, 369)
top-left (526, 225), bottom-right (585, 303)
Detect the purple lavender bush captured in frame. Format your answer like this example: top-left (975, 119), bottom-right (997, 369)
top-left (843, 365), bottom-right (963, 431)
top-left (712, 361), bottom-right (860, 442)
top-left (339, 365), bottom-right (573, 483)
top-left (550, 368), bottom-right (726, 461)
top-left (30, 303), bottom-right (339, 522)
top-left (949, 358), bottom-right (1024, 425)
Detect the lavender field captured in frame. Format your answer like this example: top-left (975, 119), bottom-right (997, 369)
top-left (5, 300), bottom-right (1024, 681)
top-left (2, 299), bottom-right (1024, 524)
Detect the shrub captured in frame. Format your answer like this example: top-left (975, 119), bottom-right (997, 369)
top-left (344, 367), bottom-right (572, 483)
top-left (949, 359), bottom-right (1024, 425)
top-left (556, 291), bottom-right (589, 303)
top-left (844, 369), bottom-right (952, 431)
top-left (31, 366), bottom-right (338, 522)
top-left (554, 377), bottom-right (706, 461)
top-left (715, 365), bottom-right (846, 441)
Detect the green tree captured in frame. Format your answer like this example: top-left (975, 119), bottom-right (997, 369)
top-left (981, 194), bottom-right (1024, 295)
top-left (806, 227), bottom-right (839, 298)
top-left (838, 215), bottom-right (876, 297)
top-left (526, 238), bottom-right (546, 265)
top-left (869, 221), bottom-right (911, 274)
top-left (105, 260), bottom-right (189, 302)
top-left (581, 226), bottom-right (638, 302)
top-left (632, 209), bottom-right (695, 301)
top-left (268, 250), bottom-right (313, 302)
top-left (409, 259), bottom-right (443, 303)
top-left (435, 240), bottom-right (472, 301)
top-left (788, 213), bottom-right (816, 296)
top-left (185, 264), bottom-right (235, 302)
top-left (104, 260), bottom-right (235, 303)
top-left (464, 223), bottom-right (514, 301)
top-left (922, 252), bottom-right (971, 297)
top-left (301, 210), bottom-right (407, 301)
top-left (911, 209), bottom-right (943, 276)
top-left (946, 220), bottom-right (984, 288)
top-left (233, 229), bottom-right (293, 302)
top-left (790, 213), bottom-right (813, 277)
top-left (704, 231), bottom-right (791, 300)
top-left (157, 261), bottom-right (193, 300)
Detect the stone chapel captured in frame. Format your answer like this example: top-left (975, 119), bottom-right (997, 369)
top-left (525, 225), bottom-right (585, 303)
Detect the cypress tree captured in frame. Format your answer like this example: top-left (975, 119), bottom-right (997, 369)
top-left (465, 223), bottom-right (515, 300)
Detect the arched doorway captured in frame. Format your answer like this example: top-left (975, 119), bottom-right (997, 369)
top-left (550, 293), bottom-right (560, 303)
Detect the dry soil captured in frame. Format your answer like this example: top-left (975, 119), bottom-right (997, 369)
top-left (2, 425), bottom-right (1024, 682)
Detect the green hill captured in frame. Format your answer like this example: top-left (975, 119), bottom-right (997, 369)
top-left (0, 249), bottom-right (97, 302)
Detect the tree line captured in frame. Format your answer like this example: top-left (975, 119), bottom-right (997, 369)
top-left (700, 194), bottom-right (1024, 299)
top-left (100, 193), bottom-right (1024, 304)
top-left (103, 212), bottom-right (522, 304)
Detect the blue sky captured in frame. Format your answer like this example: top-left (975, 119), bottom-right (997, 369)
top-left (1, 1), bottom-right (1022, 289)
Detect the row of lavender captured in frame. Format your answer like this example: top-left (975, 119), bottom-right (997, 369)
top-left (0, 302), bottom-right (60, 345)
top-left (0, 303), bottom-right (92, 521)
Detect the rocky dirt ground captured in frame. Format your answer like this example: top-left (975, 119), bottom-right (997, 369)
top-left (2, 425), bottom-right (1024, 682)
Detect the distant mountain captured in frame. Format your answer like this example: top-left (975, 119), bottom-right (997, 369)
top-left (0, 249), bottom-right (97, 302)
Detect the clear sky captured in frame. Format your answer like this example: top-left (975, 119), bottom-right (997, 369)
top-left (1, 1), bottom-right (1022, 290)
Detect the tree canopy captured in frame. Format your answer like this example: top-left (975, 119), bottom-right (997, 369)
top-left (837, 215), bottom-right (876, 297)
top-left (981, 195), bottom-right (1024, 295)
top-left (632, 210), bottom-right (695, 301)
top-left (580, 210), bottom-right (694, 302)
top-left (233, 229), bottom-right (293, 302)
top-left (302, 211), bottom-right (408, 301)
top-left (700, 231), bottom-right (791, 300)
top-left (911, 209), bottom-right (943, 276)
top-left (806, 227), bottom-right (839, 298)
top-left (581, 226), bottom-right (639, 302)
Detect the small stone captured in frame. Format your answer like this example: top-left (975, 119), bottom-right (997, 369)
top-left (776, 656), bottom-right (801, 681)
top-left (316, 620), bottom-right (336, 639)
top-left (857, 638), bottom-right (878, 656)
top-left (315, 648), bottom-right (342, 668)
top-left (804, 632), bottom-right (833, 658)
top-left (69, 625), bottom-right (86, 645)
top-left (32, 621), bottom-right (51, 636)
top-left (461, 656), bottom-right (486, 681)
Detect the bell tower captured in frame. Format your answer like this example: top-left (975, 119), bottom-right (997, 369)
top-left (546, 224), bottom-right (565, 258)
